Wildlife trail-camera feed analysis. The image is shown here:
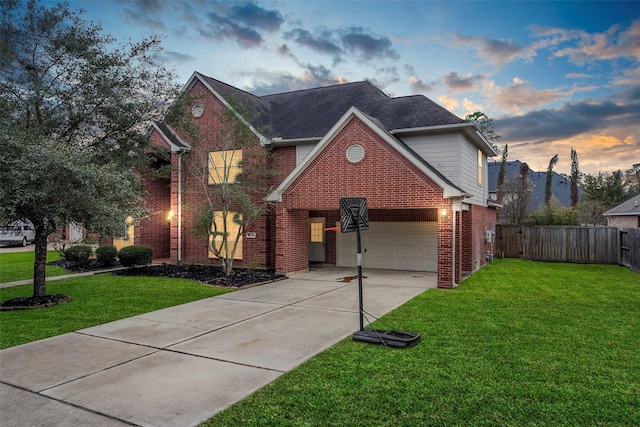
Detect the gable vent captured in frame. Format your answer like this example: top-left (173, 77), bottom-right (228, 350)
top-left (346, 144), bottom-right (365, 163)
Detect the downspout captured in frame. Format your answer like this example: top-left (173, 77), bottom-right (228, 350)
top-left (452, 200), bottom-right (457, 287)
top-left (177, 150), bottom-right (184, 263)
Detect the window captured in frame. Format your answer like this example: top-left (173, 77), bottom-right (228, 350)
top-left (208, 149), bottom-right (242, 184)
top-left (209, 211), bottom-right (242, 259)
top-left (477, 149), bottom-right (483, 186)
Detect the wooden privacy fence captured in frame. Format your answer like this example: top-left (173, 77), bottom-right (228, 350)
top-left (620, 228), bottom-right (640, 272)
top-left (495, 225), bottom-right (639, 270)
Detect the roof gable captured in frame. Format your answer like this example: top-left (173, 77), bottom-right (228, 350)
top-left (267, 107), bottom-right (465, 202)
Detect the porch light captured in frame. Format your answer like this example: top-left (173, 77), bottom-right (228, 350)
top-left (167, 210), bottom-right (175, 222)
top-left (441, 208), bottom-right (448, 220)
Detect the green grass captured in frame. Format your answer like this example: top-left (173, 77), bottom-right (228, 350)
top-left (203, 260), bottom-right (640, 426)
top-left (0, 274), bottom-right (231, 349)
top-left (0, 251), bottom-right (68, 283)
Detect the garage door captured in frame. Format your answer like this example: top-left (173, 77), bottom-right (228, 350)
top-left (336, 222), bottom-right (437, 271)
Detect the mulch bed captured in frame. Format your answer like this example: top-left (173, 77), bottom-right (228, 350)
top-left (1, 294), bottom-right (72, 311)
top-left (113, 264), bottom-right (285, 288)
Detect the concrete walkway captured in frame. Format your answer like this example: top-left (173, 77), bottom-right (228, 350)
top-left (0, 267), bottom-right (436, 427)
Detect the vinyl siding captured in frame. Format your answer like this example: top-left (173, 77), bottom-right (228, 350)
top-left (402, 132), bottom-right (461, 183)
top-left (401, 131), bottom-right (488, 206)
top-left (296, 142), bottom-right (317, 165)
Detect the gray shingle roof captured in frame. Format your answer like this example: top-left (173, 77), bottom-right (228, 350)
top-left (603, 194), bottom-right (640, 216)
top-left (196, 73), bottom-right (465, 140)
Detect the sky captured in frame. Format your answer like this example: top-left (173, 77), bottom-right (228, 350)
top-left (67, 0), bottom-right (639, 176)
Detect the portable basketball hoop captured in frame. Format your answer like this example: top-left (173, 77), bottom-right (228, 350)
top-left (339, 197), bottom-right (421, 349)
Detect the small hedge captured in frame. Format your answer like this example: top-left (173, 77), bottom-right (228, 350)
top-left (63, 245), bottom-right (94, 267)
top-left (95, 246), bottom-right (118, 267)
top-left (118, 245), bottom-right (153, 267)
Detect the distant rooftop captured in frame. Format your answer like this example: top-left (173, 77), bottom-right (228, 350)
top-left (488, 160), bottom-right (581, 211)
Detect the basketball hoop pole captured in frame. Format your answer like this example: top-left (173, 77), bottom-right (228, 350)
top-left (350, 207), bottom-right (365, 332)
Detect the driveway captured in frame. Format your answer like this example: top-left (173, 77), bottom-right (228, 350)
top-left (0, 266), bottom-right (436, 427)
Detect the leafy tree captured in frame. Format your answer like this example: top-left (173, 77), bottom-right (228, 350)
top-left (465, 111), bottom-right (501, 151)
top-left (582, 170), bottom-right (628, 209)
top-left (496, 144), bottom-right (508, 203)
top-left (570, 148), bottom-right (580, 206)
top-left (0, 0), bottom-right (178, 301)
top-left (185, 97), bottom-right (277, 276)
top-left (623, 163), bottom-right (640, 196)
top-left (544, 154), bottom-right (559, 205)
top-left (526, 197), bottom-right (577, 226)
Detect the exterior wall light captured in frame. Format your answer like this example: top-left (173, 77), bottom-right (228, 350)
top-left (441, 208), bottom-right (448, 220)
top-left (167, 210), bottom-right (175, 222)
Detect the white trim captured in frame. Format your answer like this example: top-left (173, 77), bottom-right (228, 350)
top-left (150, 122), bottom-right (191, 152)
top-left (391, 122), bottom-right (498, 157)
top-left (266, 107), bottom-right (465, 202)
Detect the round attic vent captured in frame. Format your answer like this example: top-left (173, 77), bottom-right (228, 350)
top-left (346, 144), bottom-right (365, 163)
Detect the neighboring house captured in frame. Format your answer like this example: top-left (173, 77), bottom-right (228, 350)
top-left (603, 194), bottom-right (640, 228)
top-left (139, 72), bottom-right (499, 288)
top-left (488, 159), bottom-right (579, 211)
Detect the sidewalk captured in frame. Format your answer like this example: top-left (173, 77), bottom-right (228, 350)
top-left (0, 267), bottom-right (436, 427)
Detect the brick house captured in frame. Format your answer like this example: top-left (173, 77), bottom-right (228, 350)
top-left (603, 194), bottom-right (640, 228)
top-left (140, 72), bottom-right (499, 288)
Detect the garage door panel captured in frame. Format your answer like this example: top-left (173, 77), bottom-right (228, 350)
top-left (336, 222), bottom-right (437, 272)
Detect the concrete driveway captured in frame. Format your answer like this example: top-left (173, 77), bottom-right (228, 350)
top-left (0, 266), bottom-right (435, 427)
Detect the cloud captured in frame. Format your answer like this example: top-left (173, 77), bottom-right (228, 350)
top-left (120, 0), bottom-right (167, 30)
top-left (276, 44), bottom-right (293, 58)
top-left (530, 19), bottom-right (640, 65)
top-left (453, 32), bottom-right (535, 68)
top-left (486, 77), bottom-right (598, 114)
top-left (158, 51), bottom-right (195, 63)
top-left (496, 89), bottom-right (640, 144)
top-left (228, 2), bottom-right (284, 32)
top-left (283, 28), bottom-right (342, 56)
top-left (340, 27), bottom-right (400, 61)
top-left (171, 1), bottom-right (283, 48)
top-left (437, 94), bottom-right (459, 111)
top-left (243, 65), bottom-right (347, 95)
top-left (444, 72), bottom-right (478, 92)
top-left (409, 76), bottom-right (435, 94)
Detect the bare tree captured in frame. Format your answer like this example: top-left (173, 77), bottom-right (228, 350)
top-left (184, 98), bottom-right (276, 275)
top-left (570, 148), bottom-right (580, 206)
top-left (496, 144), bottom-right (508, 203)
top-left (545, 154), bottom-right (559, 205)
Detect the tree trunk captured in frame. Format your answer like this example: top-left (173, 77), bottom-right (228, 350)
top-left (32, 227), bottom-right (49, 298)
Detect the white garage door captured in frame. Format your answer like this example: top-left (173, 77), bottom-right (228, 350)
top-left (336, 222), bottom-right (437, 272)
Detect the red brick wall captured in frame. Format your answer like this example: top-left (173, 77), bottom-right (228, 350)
top-left (137, 172), bottom-right (171, 259)
top-left (281, 118), bottom-right (447, 209)
top-left (161, 81), bottom-right (273, 269)
top-left (275, 205), bottom-right (308, 273)
top-left (275, 116), bottom-right (458, 286)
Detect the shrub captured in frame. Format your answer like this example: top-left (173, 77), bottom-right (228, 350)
top-left (95, 246), bottom-right (118, 267)
top-left (63, 245), bottom-right (94, 266)
top-left (118, 245), bottom-right (153, 267)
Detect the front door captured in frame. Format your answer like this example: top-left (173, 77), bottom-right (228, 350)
top-left (309, 218), bottom-right (326, 262)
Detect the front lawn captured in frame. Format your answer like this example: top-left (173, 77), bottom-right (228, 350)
top-left (0, 275), bottom-right (231, 349)
top-left (0, 251), bottom-right (68, 283)
top-left (204, 260), bottom-right (640, 426)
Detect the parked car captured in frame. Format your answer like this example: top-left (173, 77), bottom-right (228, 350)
top-left (0, 221), bottom-right (36, 247)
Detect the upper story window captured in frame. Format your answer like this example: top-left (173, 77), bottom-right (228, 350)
top-left (477, 149), bottom-right (483, 186)
top-left (208, 149), bottom-right (242, 184)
